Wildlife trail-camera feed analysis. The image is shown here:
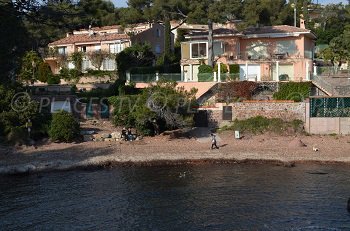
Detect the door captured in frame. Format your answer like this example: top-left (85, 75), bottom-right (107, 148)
top-left (239, 64), bottom-right (260, 81)
top-left (193, 110), bottom-right (208, 127)
top-left (272, 64), bottom-right (294, 81)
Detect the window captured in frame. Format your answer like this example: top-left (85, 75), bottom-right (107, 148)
top-left (109, 43), bottom-right (123, 54)
top-left (213, 41), bottom-right (225, 56)
top-left (95, 45), bottom-right (101, 51)
top-left (155, 44), bottom-right (161, 54)
top-left (191, 42), bottom-right (207, 59)
top-left (156, 29), bottom-right (161, 37)
top-left (58, 47), bottom-right (66, 55)
top-left (80, 46), bottom-right (87, 52)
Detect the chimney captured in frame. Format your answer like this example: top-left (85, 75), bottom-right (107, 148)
top-left (300, 18), bottom-right (305, 29)
top-left (88, 24), bottom-right (93, 36)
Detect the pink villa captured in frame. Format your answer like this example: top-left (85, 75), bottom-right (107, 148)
top-left (46, 23), bottom-right (172, 74)
top-left (180, 21), bottom-right (316, 82)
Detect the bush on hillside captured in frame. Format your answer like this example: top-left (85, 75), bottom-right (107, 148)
top-left (273, 82), bottom-right (311, 102)
top-left (37, 62), bottom-right (52, 83)
top-left (221, 116), bottom-right (304, 135)
top-left (49, 111), bottom-right (80, 142)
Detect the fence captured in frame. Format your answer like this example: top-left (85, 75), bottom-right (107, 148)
top-left (130, 74), bottom-right (157, 82)
top-left (129, 73), bottom-right (181, 83)
top-left (158, 73), bottom-right (181, 81)
top-left (198, 73), bottom-right (214, 82)
top-left (315, 66), bottom-right (350, 76)
top-left (310, 97), bottom-right (350, 117)
top-left (221, 73), bottom-right (240, 81)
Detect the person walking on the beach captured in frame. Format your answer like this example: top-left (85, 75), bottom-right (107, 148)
top-left (211, 133), bottom-right (219, 149)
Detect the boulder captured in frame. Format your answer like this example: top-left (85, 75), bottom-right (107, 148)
top-left (111, 132), bottom-right (121, 139)
top-left (83, 135), bottom-right (93, 142)
top-left (80, 130), bottom-right (95, 135)
top-left (101, 133), bottom-right (111, 139)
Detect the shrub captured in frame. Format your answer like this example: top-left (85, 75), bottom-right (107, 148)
top-left (198, 64), bottom-right (213, 73)
top-left (222, 116), bottom-right (304, 135)
top-left (7, 126), bottom-right (28, 145)
top-left (214, 63), bottom-right (228, 73)
top-left (217, 81), bottom-right (258, 102)
top-left (47, 75), bottom-right (61, 84)
top-left (70, 52), bottom-right (83, 72)
top-left (229, 64), bottom-right (240, 73)
top-left (108, 80), bottom-right (197, 136)
top-left (69, 69), bottom-right (82, 80)
top-left (37, 62), bottom-right (52, 83)
top-left (273, 82), bottom-right (311, 102)
top-left (49, 111), bottom-right (80, 142)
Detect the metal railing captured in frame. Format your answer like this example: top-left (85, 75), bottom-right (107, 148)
top-left (159, 73), bottom-right (182, 82)
top-left (130, 74), bottom-right (156, 83)
top-left (198, 73), bottom-right (214, 82)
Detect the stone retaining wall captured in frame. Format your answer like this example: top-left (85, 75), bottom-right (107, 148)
top-left (230, 102), bottom-right (306, 122)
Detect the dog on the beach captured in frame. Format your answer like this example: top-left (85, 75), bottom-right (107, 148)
top-left (312, 146), bottom-right (319, 152)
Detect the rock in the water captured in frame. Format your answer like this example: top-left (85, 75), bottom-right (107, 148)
top-left (288, 137), bottom-right (307, 148)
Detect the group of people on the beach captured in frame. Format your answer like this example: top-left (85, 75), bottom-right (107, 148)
top-left (121, 127), bottom-right (134, 141)
top-left (121, 126), bottom-right (219, 148)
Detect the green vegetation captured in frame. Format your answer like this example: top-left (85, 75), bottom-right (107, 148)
top-left (0, 84), bottom-right (51, 144)
top-left (273, 82), bottom-right (311, 102)
top-left (217, 81), bottom-right (258, 103)
top-left (37, 62), bottom-right (52, 83)
top-left (198, 65), bottom-right (213, 74)
top-left (109, 80), bottom-right (197, 136)
top-left (214, 63), bottom-right (228, 73)
top-left (70, 52), bottom-right (84, 72)
top-left (229, 64), bottom-right (240, 74)
top-left (220, 116), bottom-right (304, 135)
top-left (19, 51), bottom-right (43, 83)
top-left (116, 44), bottom-right (155, 79)
top-left (49, 111), bottom-right (80, 142)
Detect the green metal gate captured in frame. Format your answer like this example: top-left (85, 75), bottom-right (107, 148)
top-left (310, 97), bottom-right (350, 117)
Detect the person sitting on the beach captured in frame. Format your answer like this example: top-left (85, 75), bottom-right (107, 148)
top-left (127, 128), bottom-right (133, 141)
top-left (211, 133), bottom-right (219, 149)
top-left (121, 127), bottom-right (127, 141)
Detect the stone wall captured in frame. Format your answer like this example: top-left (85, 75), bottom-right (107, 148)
top-left (230, 102), bottom-right (306, 122)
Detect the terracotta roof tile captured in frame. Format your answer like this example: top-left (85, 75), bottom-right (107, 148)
top-left (243, 25), bottom-right (311, 34)
top-left (188, 28), bottom-right (240, 37)
top-left (91, 25), bottom-right (121, 31)
top-left (49, 33), bottom-right (130, 46)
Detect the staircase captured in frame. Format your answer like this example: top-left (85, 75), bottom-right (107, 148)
top-left (311, 75), bottom-right (334, 96)
top-left (196, 83), bottom-right (219, 105)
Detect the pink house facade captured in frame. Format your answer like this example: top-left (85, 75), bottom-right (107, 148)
top-left (46, 23), bottom-right (171, 74)
top-left (180, 24), bottom-right (316, 82)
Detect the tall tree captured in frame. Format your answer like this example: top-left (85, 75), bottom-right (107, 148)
top-left (185, 0), bottom-right (242, 66)
top-left (0, 0), bottom-right (28, 84)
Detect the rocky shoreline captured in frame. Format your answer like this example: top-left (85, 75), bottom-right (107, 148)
top-left (1, 132), bottom-right (350, 175)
